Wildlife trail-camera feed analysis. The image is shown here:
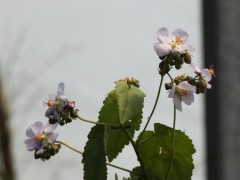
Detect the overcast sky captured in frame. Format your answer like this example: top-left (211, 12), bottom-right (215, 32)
top-left (0, 0), bottom-right (205, 179)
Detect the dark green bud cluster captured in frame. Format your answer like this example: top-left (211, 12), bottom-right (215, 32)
top-left (164, 74), bottom-right (210, 94)
top-left (49, 108), bottom-right (79, 126)
top-left (159, 52), bottom-right (192, 76)
top-left (34, 143), bottom-right (61, 161)
top-left (187, 75), bottom-right (210, 94)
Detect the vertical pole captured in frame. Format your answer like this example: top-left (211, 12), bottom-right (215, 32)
top-left (203, 0), bottom-right (240, 179)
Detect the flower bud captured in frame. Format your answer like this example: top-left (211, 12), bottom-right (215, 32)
top-left (165, 83), bottom-right (173, 90)
top-left (182, 53), bottom-right (192, 64)
top-left (159, 61), bottom-right (170, 76)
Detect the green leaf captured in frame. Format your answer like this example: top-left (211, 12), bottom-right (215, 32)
top-left (138, 123), bottom-right (195, 180)
top-left (125, 166), bottom-right (159, 180)
top-left (115, 81), bottom-right (145, 124)
top-left (82, 125), bottom-right (107, 180)
top-left (98, 81), bottom-right (145, 162)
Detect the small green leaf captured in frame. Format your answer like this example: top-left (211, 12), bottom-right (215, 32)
top-left (98, 81), bottom-right (145, 162)
top-left (138, 123), bottom-right (195, 180)
top-left (82, 125), bottom-right (107, 180)
top-left (115, 81), bottom-right (145, 124)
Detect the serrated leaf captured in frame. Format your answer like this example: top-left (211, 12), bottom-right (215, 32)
top-left (98, 81), bottom-right (145, 162)
top-left (115, 81), bottom-right (145, 124)
top-left (138, 123), bottom-right (195, 180)
top-left (82, 125), bottom-right (107, 180)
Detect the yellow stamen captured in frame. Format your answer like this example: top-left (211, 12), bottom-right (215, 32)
top-left (47, 99), bottom-right (55, 106)
top-left (34, 134), bottom-right (47, 141)
top-left (209, 68), bottom-right (215, 76)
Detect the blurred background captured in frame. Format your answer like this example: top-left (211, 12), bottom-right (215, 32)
top-left (1, 0), bottom-right (237, 180)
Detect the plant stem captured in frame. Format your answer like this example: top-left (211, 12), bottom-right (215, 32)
top-left (122, 128), bottom-right (148, 179)
top-left (165, 106), bottom-right (176, 180)
top-left (167, 73), bottom-right (173, 82)
top-left (137, 75), bottom-right (164, 144)
top-left (56, 140), bottom-right (140, 175)
top-left (56, 140), bottom-right (83, 154)
top-left (77, 115), bottom-right (120, 127)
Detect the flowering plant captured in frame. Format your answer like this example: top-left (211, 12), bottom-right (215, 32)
top-left (25, 28), bottom-right (214, 180)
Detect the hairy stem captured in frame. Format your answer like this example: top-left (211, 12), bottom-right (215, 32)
top-left (165, 106), bottom-right (176, 179)
top-left (77, 115), bottom-right (121, 127)
top-left (56, 140), bottom-right (83, 154)
top-left (56, 140), bottom-right (140, 175)
top-left (137, 75), bottom-right (164, 144)
top-left (122, 128), bottom-right (148, 179)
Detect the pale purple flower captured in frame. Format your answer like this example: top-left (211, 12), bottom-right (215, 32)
top-left (190, 63), bottom-right (212, 89)
top-left (24, 121), bottom-right (58, 155)
top-left (45, 82), bottom-right (68, 107)
top-left (45, 82), bottom-right (68, 121)
top-left (154, 27), bottom-right (194, 57)
top-left (168, 81), bottom-right (196, 111)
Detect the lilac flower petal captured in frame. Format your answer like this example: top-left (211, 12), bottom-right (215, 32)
top-left (26, 121), bottom-right (44, 137)
top-left (178, 81), bottom-right (190, 89)
top-left (201, 69), bottom-right (212, 82)
top-left (154, 43), bottom-right (172, 57)
top-left (182, 93), bottom-right (194, 105)
top-left (177, 44), bottom-right (191, 53)
top-left (178, 81), bottom-right (196, 93)
top-left (168, 85), bottom-right (175, 98)
top-left (36, 148), bottom-right (44, 155)
top-left (156, 28), bottom-right (171, 43)
top-left (57, 82), bottom-right (65, 97)
top-left (26, 127), bottom-right (35, 137)
top-left (44, 123), bottom-right (58, 134)
top-left (190, 63), bottom-right (201, 73)
top-left (24, 139), bottom-right (38, 151)
top-left (207, 83), bottom-right (212, 89)
top-left (173, 95), bottom-right (182, 112)
top-left (48, 94), bottom-right (57, 101)
top-left (173, 28), bottom-right (189, 42)
top-left (45, 108), bottom-right (61, 121)
top-left (47, 133), bottom-right (59, 143)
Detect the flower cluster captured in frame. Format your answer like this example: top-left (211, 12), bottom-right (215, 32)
top-left (44, 82), bottom-right (78, 125)
top-left (24, 121), bottom-right (60, 161)
top-left (154, 27), bottom-right (215, 111)
top-left (154, 28), bottom-right (195, 75)
top-left (25, 82), bottom-right (78, 160)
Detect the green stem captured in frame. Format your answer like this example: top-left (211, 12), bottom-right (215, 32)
top-left (167, 73), bottom-right (173, 82)
top-left (165, 106), bottom-right (176, 180)
top-left (56, 140), bottom-right (83, 154)
top-left (137, 75), bottom-right (164, 144)
top-left (107, 163), bottom-right (136, 174)
top-left (56, 140), bottom-right (140, 175)
top-left (77, 115), bottom-right (120, 127)
top-left (122, 128), bottom-right (148, 179)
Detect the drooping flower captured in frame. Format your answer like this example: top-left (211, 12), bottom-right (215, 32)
top-left (154, 27), bottom-right (194, 57)
top-left (24, 121), bottom-right (58, 160)
top-left (168, 81), bottom-right (196, 111)
top-left (190, 63), bottom-right (214, 89)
